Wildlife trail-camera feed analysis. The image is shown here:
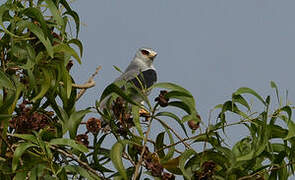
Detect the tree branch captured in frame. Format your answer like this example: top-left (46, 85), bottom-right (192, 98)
top-left (51, 146), bottom-right (103, 179)
top-left (76, 66), bottom-right (102, 100)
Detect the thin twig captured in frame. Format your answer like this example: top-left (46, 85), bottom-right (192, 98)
top-left (122, 152), bottom-right (136, 166)
top-left (51, 146), bottom-right (103, 178)
top-left (238, 161), bottom-right (295, 180)
top-left (76, 66), bottom-right (102, 100)
top-left (153, 116), bottom-right (192, 149)
top-left (155, 114), bottom-right (258, 153)
top-left (59, 66), bottom-right (101, 100)
top-left (133, 118), bottom-right (153, 180)
top-left (72, 80), bottom-right (96, 89)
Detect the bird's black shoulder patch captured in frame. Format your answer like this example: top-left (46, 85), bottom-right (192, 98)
top-left (129, 69), bottom-right (157, 89)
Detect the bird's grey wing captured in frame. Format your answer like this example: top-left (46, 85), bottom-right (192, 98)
top-left (100, 69), bottom-right (139, 110)
top-left (100, 68), bottom-right (157, 110)
top-left (114, 68), bottom-right (140, 82)
top-left (128, 69), bottom-right (157, 90)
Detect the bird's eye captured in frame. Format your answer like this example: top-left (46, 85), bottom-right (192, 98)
top-left (141, 49), bottom-right (150, 56)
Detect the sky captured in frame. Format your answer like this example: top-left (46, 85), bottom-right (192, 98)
top-left (69, 0), bottom-right (295, 177)
top-left (71, 0), bottom-right (295, 138)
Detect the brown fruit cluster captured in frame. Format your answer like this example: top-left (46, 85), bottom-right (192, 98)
top-left (155, 90), bottom-right (169, 107)
top-left (162, 172), bottom-right (175, 180)
top-left (188, 114), bottom-right (201, 130)
top-left (112, 97), bottom-right (131, 123)
top-left (134, 145), bottom-right (174, 179)
top-left (112, 97), bottom-right (134, 132)
top-left (9, 101), bottom-right (54, 133)
top-left (75, 134), bottom-right (89, 147)
top-left (66, 60), bottom-right (74, 71)
top-left (194, 161), bottom-right (217, 180)
top-left (86, 117), bottom-right (101, 134)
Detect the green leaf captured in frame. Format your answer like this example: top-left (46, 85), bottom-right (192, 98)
top-left (64, 165), bottom-right (97, 180)
top-left (269, 124), bottom-right (288, 139)
top-left (232, 137), bottom-right (252, 159)
top-left (162, 157), bottom-right (182, 175)
top-left (0, 4), bottom-right (21, 38)
top-left (110, 141), bottom-right (128, 180)
top-left (99, 83), bottom-right (140, 106)
top-left (270, 81), bottom-right (280, 103)
top-left (63, 10), bottom-right (80, 37)
top-left (60, 0), bottom-right (80, 37)
top-left (157, 121), bottom-right (175, 162)
top-left (153, 82), bottom-right (197, 114)
top-left (68, 39), bottom-right (83, 57)
top-left (31, 68), bottom-right (51, 102)
top-left (155, 111), bottom-right (188, 137)
top-left (19, 21), bottom-right (53, 57)
top-left (155, 132), bottom-right (165, 158)
top-left (0, 114), bottom-right (12, 122)
top-left (8, 76), bottom-right (25, 114)
top-left (0, 69), bottom-right (15, 90)
top-left (279, 106), bottom-right (294, 140)
top-left (11, 134), bottom-right (38, 145)
top-left (29, 164), bottom-right (47, 180)
top-left (168, 101), bottom-right (193, 116)
top-left (53, 43), bottom-right (81, 64)
top-left (132, 105), bottom-right (143, 137)
top-left (12, 142), bottom-right (37, 172)
top-left (164, 129), bottom-right (175, 162)
top-left (284, 120), bottom-right (295, 140)
top-left (66, 108), bottom-right (91, 139)
top-left (234, 87), bottom-right (266, 106)
top-left (62, 67), bottom-right (72, 99)
top-left (15, 171), bottom-right (27, 180)
top-left (152, 82), bottom-right (193, 96)
top-left (232, 94), bottom-right (250, 111)
top-left (113, 65), bottom-right (123, 73)
top-left (49, 138), bottom-right (88, 153)
top-left (164, 90), bottom-right (193, 99)
top-left (0, 89), bottom-right (15, 113)
top-left (22, 7), bottom-right (51, 39)
top-left (179, 149), bottom-right (196, 180)
top-left (45, 0), bottom-right (64, 27)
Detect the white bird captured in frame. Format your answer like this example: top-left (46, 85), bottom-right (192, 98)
top-left (100, 47), bottom-right (158, 111)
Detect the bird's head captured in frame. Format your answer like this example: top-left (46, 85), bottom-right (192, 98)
top-left (135, 47), bottom-right (157, 67)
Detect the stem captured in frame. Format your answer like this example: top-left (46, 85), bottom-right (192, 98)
top-left (133, 118), bottom-right (153, 180)
top-left (51, 146), bottom-right (103, 179)
top-left (153, 116), bottom-right (192, 149)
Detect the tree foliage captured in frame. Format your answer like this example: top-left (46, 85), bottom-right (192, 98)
top-left (0, 0), bottom-right (295, 180)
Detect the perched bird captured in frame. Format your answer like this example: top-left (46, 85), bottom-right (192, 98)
top-left (100, 47), bottom-right (158, 112)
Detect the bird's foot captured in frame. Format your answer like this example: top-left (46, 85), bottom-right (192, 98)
top-left (139, 109), bottom-right (150, 117)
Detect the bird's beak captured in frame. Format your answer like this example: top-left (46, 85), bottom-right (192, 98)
top-left (148, 52), bottom-right (157, 60)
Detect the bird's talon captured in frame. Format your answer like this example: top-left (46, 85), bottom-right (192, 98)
top-left (139, 109), bottom-right (150, 117)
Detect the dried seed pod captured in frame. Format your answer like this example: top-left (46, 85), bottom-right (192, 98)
top-left (162, 172), bottom-right (175, 180)
top-left (66, 60), bottom-right (74, 71)
top-left (86, 117), bottom-right (101, 134)
top-left (155, 90), bottom-right (169, 107)
top-left (188, 114), bottom-right (201, 130)
top-left (188, 120), bottom-right (200, 130)
top-left (75, 134), bottom-right (89, 147)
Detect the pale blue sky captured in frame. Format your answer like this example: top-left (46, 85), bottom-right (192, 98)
top-left (69, 0), bottom-right (295, 178)
top-left (71, 0), bottom-right (295, 140)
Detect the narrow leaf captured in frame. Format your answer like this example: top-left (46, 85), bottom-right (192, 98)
top-left (50, 138), bottom-right (88, 152)
top-left (179, 149), bottom-right (196, 180)
top-left (53, 43), bottom-right (81, 64)
top-left (110, 141), bottom-right (128, 180)
top-left (234, 87), bottom-right (266, 106)
top-left (45, 0), bottom-right (64, 27)
top-left (12, 143), bottom-right (37, 172)
top-left (132, 105), bottom-right (143, 137)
